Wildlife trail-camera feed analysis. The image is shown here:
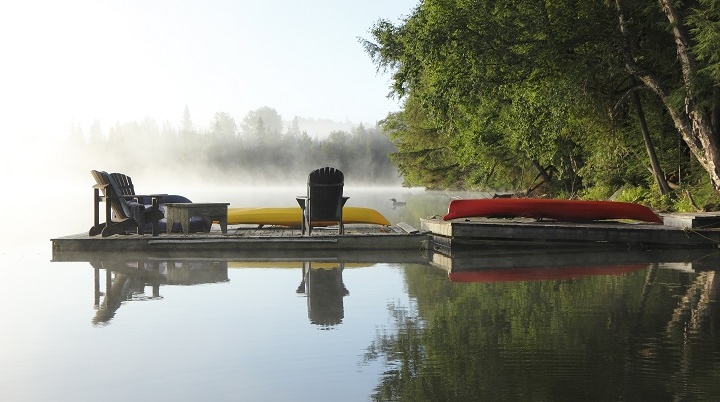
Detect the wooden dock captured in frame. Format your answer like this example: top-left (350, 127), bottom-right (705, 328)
top-left (51, 223), bottom-right (430, 262)
top-left (421, 212), bottom-right (720, 250)
top-left (51, 212), bottom-right (720, 263)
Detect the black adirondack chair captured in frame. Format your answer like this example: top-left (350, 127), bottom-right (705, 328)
top-left (89, 170), bottom-right (165, 237)
top-left (296, 167), bottom-right (349, 235)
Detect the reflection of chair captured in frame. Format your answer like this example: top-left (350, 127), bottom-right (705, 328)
top-left (296, 167), bottom-right (349, 235)
top-left (89, 170), bottom-right (165, 237)
top-left (91, 259), bottom-right (229, 325)
top-left (297, 262), bottom-right (348, 326)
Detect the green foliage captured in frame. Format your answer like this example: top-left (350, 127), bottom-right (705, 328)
top-left (577, 184), bottom-right (615, 201)
top-left (612, 186), bottom-right (649, 204)
top-left (688, 0), bottom-right (720, 82)
top-left (364, 0), bottom-right (720, 198)
top-left (380, 98), bottom-right (467, 189)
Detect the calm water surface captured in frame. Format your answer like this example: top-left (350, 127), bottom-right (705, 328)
top-left (3, 184), bottom-right (720, 401)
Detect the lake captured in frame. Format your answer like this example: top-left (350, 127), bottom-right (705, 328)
top-left (3, 183), bottom-right (720, 401)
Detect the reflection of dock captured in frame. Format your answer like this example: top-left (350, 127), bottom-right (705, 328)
top-left (430, 247), bottom-right (720, 283)
top-left (91, 258), bottom-right (229, 325)
top-left (85, 256), bottom-right (363, 327)
top-left (53, 244), bottom-right (431, 265)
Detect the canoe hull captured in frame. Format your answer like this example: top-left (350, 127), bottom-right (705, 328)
top-left (442, 199), bottom-right (663, 224)
top-left (227, 206), bottom-right (391, 227)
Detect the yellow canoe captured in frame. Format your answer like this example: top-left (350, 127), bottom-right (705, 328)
top-left (226, 206), bottom-right (391, 227)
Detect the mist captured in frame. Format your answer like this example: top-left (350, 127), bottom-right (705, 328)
top-left (0, 109), bottom-right (484, 254)
top-left (58, 106), bottom-right (401, 189)
top-left (0, 106), bottom-right (416, 244)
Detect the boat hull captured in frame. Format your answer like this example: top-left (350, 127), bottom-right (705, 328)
top-left (442, 198), bottom-right (663, 223)
top-left (227, 206), bottom-right (391, 227)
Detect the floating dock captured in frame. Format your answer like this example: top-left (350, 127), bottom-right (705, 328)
top-left (421, 212), bottom-right (720, 250)
top-left (51, 212), bottom-right (720, 263)
top-left (51, 223), bottom-right (429, 262)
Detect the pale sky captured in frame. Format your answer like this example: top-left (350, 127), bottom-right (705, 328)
top-left (0, 1), bottom-right (417, 137)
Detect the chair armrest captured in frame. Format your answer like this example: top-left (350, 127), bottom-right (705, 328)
top-left (122, 193), bottom-right (167, 198)
top-left (103, 193), bottom-right (167, 200)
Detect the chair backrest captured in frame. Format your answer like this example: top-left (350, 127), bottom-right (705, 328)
top-left (307, 167), bottom-right (344, 221)
top-left (109, 172), bottom-right (154, 205)
top-left (109, 172), bottom-right (136, 196)
top-left (91, 170), bottom-right (132, 220)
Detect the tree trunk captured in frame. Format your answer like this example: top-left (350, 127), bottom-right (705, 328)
top-left (615, 0), bottom-right (720, 192)
top-left (657, 0), bottom-right (720, 191)
top-left (631, 83), bottom-right (673, 195)
top-left (527, 160), bottom-right (553, 195)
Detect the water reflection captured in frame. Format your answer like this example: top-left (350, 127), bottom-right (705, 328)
top-left (90, 258), bottom-right (229, 325)
top-left (87, 256), bottom-right (358, 328)
top-left (364, 247), bottom-right (720, 401)
top-left (296, 262), bottom-right (349, 327)
top-left (48, 247), bottom-right (720, 401)
top-left (430, 247), bottom-right (703, 283)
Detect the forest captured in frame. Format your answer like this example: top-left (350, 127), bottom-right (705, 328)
top-left (361, 0), bottom-right (720, 211)
top-left (65, 106), bottom-right (401, 185)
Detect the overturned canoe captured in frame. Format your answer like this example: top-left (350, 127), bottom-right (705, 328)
top-left (227, 206), bottom-right (391, 227)
top-left (442, 198), bottom-right (663, 224)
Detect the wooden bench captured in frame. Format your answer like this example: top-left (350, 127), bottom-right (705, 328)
top-left (165, 203), bottom-right (230, 235)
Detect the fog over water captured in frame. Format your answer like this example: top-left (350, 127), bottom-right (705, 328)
top-left (0, 0), bottom-right (426, 252)
top-left (1, 132), bottom-right (450, 251)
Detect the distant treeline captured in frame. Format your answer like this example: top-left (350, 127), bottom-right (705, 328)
top-left (66, 106), bottom-right (401, 184)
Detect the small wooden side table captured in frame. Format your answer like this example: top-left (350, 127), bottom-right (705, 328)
top-left (164, 203), bottom-right (230, 235)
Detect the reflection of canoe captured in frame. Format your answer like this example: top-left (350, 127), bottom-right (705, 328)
top-left (227, 206), bottom-right (391, 227)
top-left (227, 261), bottom-right (372, 269)
top-left (443, 198), bottom-right (663, 223)
top-left (449, 264), bottom-right (649, 283)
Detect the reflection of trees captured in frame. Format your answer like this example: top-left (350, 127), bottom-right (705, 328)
top-left (667, 271), bottom-right (720, 333)
top-left (663, 271), bottom-right (720, 401)
top-left (365, 267), bottom-right (720, 401)
top-left (364, 302), bottom-right (425, 401)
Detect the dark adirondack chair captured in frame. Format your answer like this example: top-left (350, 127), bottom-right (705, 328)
top-left (89, 170), bottom-right (165, 237)
top-left (296, 167), bottom-right (349, 235)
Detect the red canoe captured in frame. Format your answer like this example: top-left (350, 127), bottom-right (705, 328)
top-left (442, 198), bottom-right (663, 223)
